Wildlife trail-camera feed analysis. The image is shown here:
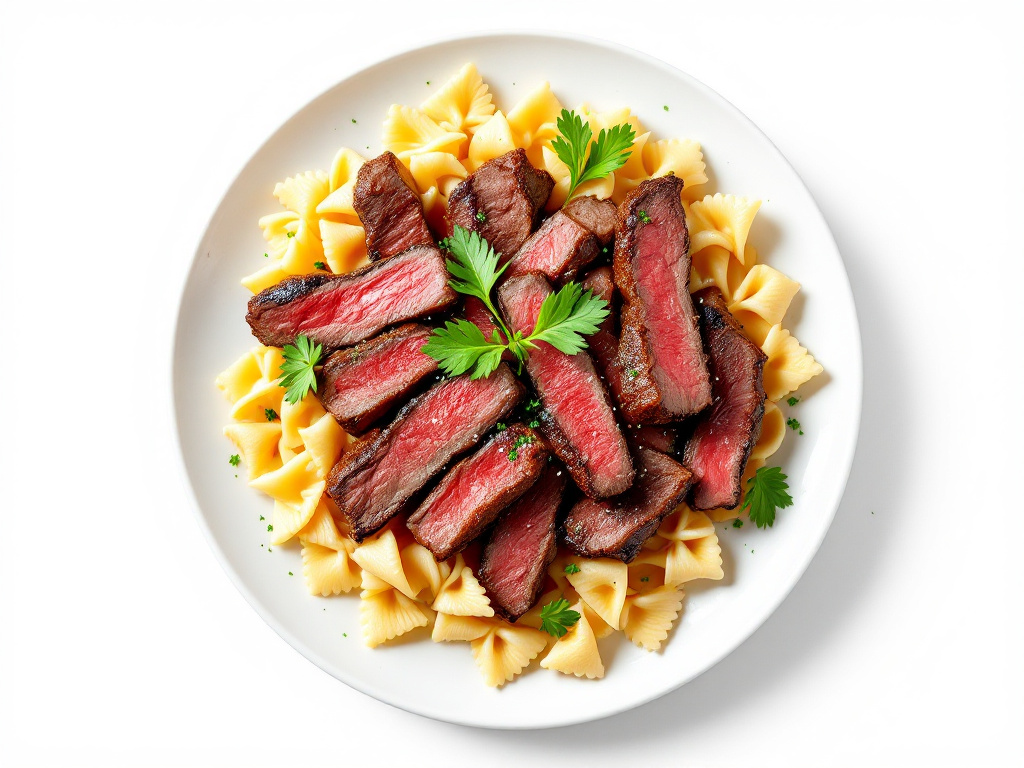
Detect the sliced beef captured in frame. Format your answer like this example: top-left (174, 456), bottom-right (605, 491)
top-left (246, 245), bottom-right (456, 349)
top-left (326, 364), bottom-right (523, 541)
top-left (683, 287), bottom-right (768, 510)
top-left (446, 149), bottom-right (554, 259)
top-left (317, 324), bottom-right (437, 435)
top-left (479, 466), bottom-right (566, 620)
top-left (407, 424), bottom-right (549, 561)
top-left (503, 208), bottom-right (601, 286)
top-left (353, 152), bottom-right (434, 260)
top-left (562, 448), bottom-right (693, 562)
top-left (464, 296), bottom-right (506, 344)
top-left (580, 266), bottom-right (623, 400)
top-left (562, 195), bottom-right (617, 245)
top-left (498, 273), bottom-right (633, 499)
top-left (614, 175), bottom-right (712, 424)
top-left (630, 425), bottom-right (678, 454)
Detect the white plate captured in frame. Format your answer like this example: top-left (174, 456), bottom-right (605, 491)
top-left (172, 32), bottom-right (861, 729)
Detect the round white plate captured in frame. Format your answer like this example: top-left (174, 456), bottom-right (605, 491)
top-left (172, 32), bottom-right (861, 729)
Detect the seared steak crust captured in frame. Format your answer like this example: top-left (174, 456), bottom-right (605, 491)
top-left (479, 465), bottom-right (566, 620)
top-left (562, 195), bottom-right (617, 245)
top-left (246, 245), bottom-right (456, 350)
top-left (580, 266), bottom-right (623, 401)
top-left (326, 364), bottom-right (523, 541)
top-left (317, 324), bottom-right (437, 435)
top-left (503, 208), bottom-right (601, 286)
top-left (353, 151), bottom-right (434, 260)
top-left (562, 448), bottom-right (693, 562)
top-left (446, 149), bottom-right (554, 259)
top-left (613, 176), bottom-right (712, 424)
top-left (407, 424), bottom-right (549, 561)
top-left (683, 287), bottom-right (768, 510)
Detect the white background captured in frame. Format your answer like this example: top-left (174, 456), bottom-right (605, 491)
top-left (1, 1), bottom-right (1022, 766)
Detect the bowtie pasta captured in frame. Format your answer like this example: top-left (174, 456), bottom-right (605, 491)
top-left (216, 63), bottom-right (823, 687)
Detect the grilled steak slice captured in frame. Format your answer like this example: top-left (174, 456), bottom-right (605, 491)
top-left (317, 324), bottom-right (437, 435)
top-left (479, 465), bottom-right (566, 620)
top-left (246, 245), bottom-right (456, 349)
top-left (580, 266), bottom-right (623, 399)
top-left (683, 287), bottom-right (768, 510)
top-left (563, 448), bottom-right (693, 562)
top-left (562, 195), bottom-right (617, 245)
top-left (503, 208), bottom-right (601, 286)
top-left (407, 424), bottom-right (549, 561)
top-left (614, 175), bottom-right (712, 424)
top-left (498, 273), bottom-right (633, 499)
top-left (353, 152), bottom-right (434, 260)
top-left (630, 425), bottom-right (678, 454)
top-left (464, 296), bottom-right (506, 343)
top-left (326, 364), bottom-right (523, 541)
top-left (446, 149), bottom-right (554, 259)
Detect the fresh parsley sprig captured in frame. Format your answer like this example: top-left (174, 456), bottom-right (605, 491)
top-left (550, 109), bottom-right (636, 201)
top-left (740, 466), bottom-right (794, 529)
top-left (278, 334), bottom-right (323, 404)
top-left (539, 598), bottom-right (581, 638)
top-left (423, 226), bottom-right (609, 378)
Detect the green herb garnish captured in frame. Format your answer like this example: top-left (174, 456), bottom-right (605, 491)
top-left (475, 210), bottom-right (487, 223)
top-left (627, 368), bottom-right (639, 379)
top-left (495, 422), bottom-right (507, 432)
top-left (786, 417), bottom-right (804, 435)
top-left (551, 109), bottom-right (636, 201)
top-left (638, 210), bottom-right (652, 224)
top-left (507, 434), bottom-right (536, 460)
top-left (539, 598), bottom-right (581, 638)
top-left (787, 396), bottom-right (800, 406)
top-left (421, 226), bottom-right (608, 378)
top-left (732, 518), bottom-right (743, 528)
top-left (507, 449), bottom-right (519, 461)
top-left (528, 419), bottom-right (540, 429)
top-left (640, 576), bottom-right (650, 582)
top-left (229, 454), bottom-right (240, 467)
top-left (740, 466), bottom-right (794, 529)
top-left (264, 408), bottom-right (278, 422)
top-left (525, 398), bottom-right (541, 412)
top-left (279, 334), bottom-right (323, 404)
top-left (286, 231), bottom-right (295, 238)
top-left (564, 563), bottom-right (581, 575)
top-left (267, 524), bottom-right (274, 532)
top-left (313, 261), bottom-right (327, 271)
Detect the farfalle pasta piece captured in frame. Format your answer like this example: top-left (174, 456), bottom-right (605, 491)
top-left (517, 587), bottom-right (577, 630)
top-left (316, 147), bottom-right (365, 218)
top-left (432, 612), bottom-right (492, 643)
top-left (471, 623), bottom-right (548, 687)
top-left (465, 110), bottom-right (517, 172)
top-left (297, 413), bottom-right (348, 477)
top-left (301, 540), bottom-right (360, 596)
top-left (750, 400), bottom-right (786, 462)
top-left (506, 82), bottom-right (562, 157)
top-left (540, 600), bottom-right (604, 679)
top-left (319, 219), bottom-right (368, 275)
top-left (688, 242), bottom-right (754, 301)
top-left (254, 346), bottom-right (285, 381)
top-left (729, 265), bottom-right (801, 346)
top-left (642, 138), bottom-right (708, 199)
top-left (351, 529), bottom-right (417, 599)
top-left (401, 543), bottom-right (447, 602)
top-left (275, 170), bottom-right (329, 225)
top-left (241, 259), bottom-right (291, 294)
top-left (581, 602), bottom-right (615, 640)
top-left (297, 500), bottom-right (349, 550)
top-left (216, 349), bottom-right (263, 403)
top-left (421, 62), bottom-right (495, 136)
top-left (408, 151), bottom-right (467, 194)
top-left (565, 558), bottom-right (628, 631)
top-left (258, 210), bottom-right (299, 260)
top-left (228, 377), bottom-right (285, 424)
top-left (382, 104), bottom-right (465, 160)
top-left (249, 453), bottom-right (324, 543)
top-left (761, 324), bottom-right (824, 401)
top-left (279, 220), bottom-right (326, 276)
top-left (431, 554), bottom-right (494, 618)
top-left (223, 422), bottom-right (282, 480)
top-left (621, 585), bottom-right (684, 651)
top-left (636, 507), bottom-right (724, 585)
top-left (610, 130), bottom-right (651, 204)
top-left (689, 193), bottom-right (761, 264)
top-left (359, 571), bottom-right (431, 647)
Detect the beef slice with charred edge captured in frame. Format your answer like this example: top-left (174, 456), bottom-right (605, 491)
top-left (562, 448), bottom-right (693, 562)
top-left (498, 272), bottom-right (634, 499)
top-left (503, 209), bottom-right (601, 286)
top-left (246, 245), bottom-right (456, 350)
top-left (446, 149), bottom-right (554, 259)
top-left (317, 324), bottom-right (437, 435)
top-left (326, 364), bottom-right (523, 541)
top-left (629, 425), bottom-right (678, 454)
top-left (562, 195), bottom-right (617, 245)
top-left (353, 152), bottom-right (434, 260)
top-left (580, 266), bottom-right (624, 401)
top-left (682, 286), bottom-right (768, 510)
top-left (479, 465), bottom-right (566, 620)
top-left (407, 424), bottom-right (549, 561)
top-left (613, 175), bottom-right (712, 424)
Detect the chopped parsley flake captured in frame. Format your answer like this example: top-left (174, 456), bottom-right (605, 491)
top-left (638, 210), bottom-right (652, 224)
top-left (288, 571), bottom-right (293, 576)
top-left (564, 563), bottom-right (581, 575)
top-left (525, 398), bottom-right (541, 412)
top-left (507, 449), bottom-right (519, 461)
top-left (732, 519), bottom-right (743, 528)
top-left (264, 252), bottom-right (269, 258)
top-left (528, 419), bottom-right (540, 429)
top-left (511, 434), bottom-right (536, 451)
top-left (663, 105), bottom-right (669, 111)
top-left (228, 454), bottom-right (240, 466)
top-left (343, 632), bottom-right (348, 637)
top-left (628, 368), bottom-right (639, 379)
top-left (475, 210), bottom-right (487, 223)
top-left (786, 417), bottom-right (804, 435)
top-left (313, 261), bottom-right (327, 271)
top-left (495, 422), bottom-right (507, 432)
top-left (351, 118), bottom-right (357, 124)
top-left (267, 524), bottom-right (273, 532)
top-left (286, 231), bottom-right (295, 238)
top-left (787, 396), bottom-right (800, 406)
top-left (265, 408), bottom-right (278, 422)
top-left (640, 576), bottom-right (650, 582)
top-left (259, 516), bottom-right (265, 521)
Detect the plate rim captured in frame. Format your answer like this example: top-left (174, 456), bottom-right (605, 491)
top-left (170, 29), bottom-right (863, 730)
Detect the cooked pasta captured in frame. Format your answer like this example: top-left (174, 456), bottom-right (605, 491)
top-left (217, 63), bottom-right (825, 686)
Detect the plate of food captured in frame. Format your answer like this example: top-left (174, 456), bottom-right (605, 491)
top-left (172, 32), bottom-right (861, 728)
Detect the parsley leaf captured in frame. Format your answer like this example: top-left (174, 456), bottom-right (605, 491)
top-left (740, 466), bottom-right (794, 529)
top-left (421, 319), bottom-right (506, 379)
top-left (229, 454), bottom-right (240, 467)
top-left (521, 282), bottom-right (610, 356)
top-left (279, 334), bottom-right (323, 404)
top-left (550, 109), bottom-right (635, 201)
top-left (539, 598), bottom-right (581, 638)
top-left (564, 563), bottom-right (581, 575)
top-left (442, 225), bottom-right (508, 307)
